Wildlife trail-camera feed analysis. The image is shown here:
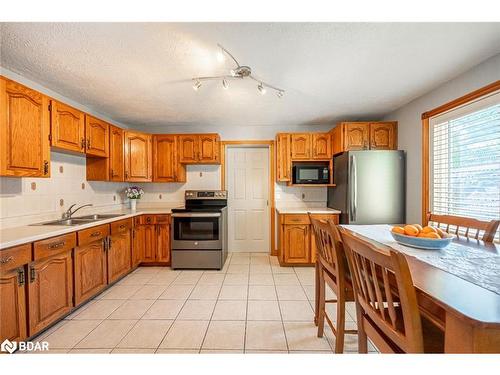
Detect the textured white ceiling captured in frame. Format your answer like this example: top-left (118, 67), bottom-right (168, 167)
top-left (1, 22), bottom-right (500, 128)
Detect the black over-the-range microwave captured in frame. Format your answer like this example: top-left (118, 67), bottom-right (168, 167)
top-left (292, 164), bottom-right (330, 184)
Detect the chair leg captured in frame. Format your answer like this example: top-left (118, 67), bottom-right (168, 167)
top-left (356, 302), bottom-right (368, 353)
top-left (317, 267), bottom-right (326, 337)
top-left (335, 292), bottom-right (346, 353)
top-left (314, 260), bottom-right (320, 326)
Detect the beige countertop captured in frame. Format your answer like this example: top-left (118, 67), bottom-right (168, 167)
top-left (275, 207), bottom-right (341, 214)
top-left (0, 205), bottom-right (183, 250)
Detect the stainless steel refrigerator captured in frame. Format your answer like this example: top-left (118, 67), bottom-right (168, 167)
top-left (327, 150), bottom-right (406, 224)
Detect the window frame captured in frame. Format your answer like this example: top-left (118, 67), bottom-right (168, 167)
top-left (421, 80), bottom-right (500, 225)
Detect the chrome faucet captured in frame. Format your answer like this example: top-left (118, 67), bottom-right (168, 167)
top-left (62, 204), bottom-right (93, 219)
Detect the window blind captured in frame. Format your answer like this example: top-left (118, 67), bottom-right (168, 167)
top-left (430, 92), bottom-right (500, 240)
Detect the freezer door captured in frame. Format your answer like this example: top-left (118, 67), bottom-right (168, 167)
top-left (348, 151), bottom-right (405, 225)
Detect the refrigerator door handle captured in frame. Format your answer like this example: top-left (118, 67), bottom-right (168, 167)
top-left (350, 155), bottom-right (357, 222)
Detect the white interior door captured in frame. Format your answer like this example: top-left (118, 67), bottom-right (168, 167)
top-left (227, 147), bottom-right (270, 253)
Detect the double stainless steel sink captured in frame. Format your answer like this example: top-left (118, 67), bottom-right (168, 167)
top-left (32, 214), bottom-right (126, 226)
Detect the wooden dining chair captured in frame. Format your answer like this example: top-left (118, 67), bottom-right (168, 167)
top-left (427, 212), bottom-right (500, 243)
top-left (309, 215), bottom-right (356, 353)
top-left (338, 227), bottom-right (444, 353)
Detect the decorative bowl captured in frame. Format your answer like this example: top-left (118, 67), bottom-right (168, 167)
top-left (390, 231), bottom-right (453, 250)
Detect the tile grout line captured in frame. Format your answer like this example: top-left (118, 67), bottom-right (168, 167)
top-left (270, 259), bottom-right (290, 354)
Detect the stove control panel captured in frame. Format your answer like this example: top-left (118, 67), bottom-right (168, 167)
top-left (185, 190), bottom-right (227, 200)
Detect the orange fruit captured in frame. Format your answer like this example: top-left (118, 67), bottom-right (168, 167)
top-left (422, 226), bottom-right (437, 234)
top-left (417, 232), bottom-right (429, 238)
top-left (404, 225), bottom-right (419, 236)
top-left (426, 232), bottom-right (441, 239)
top-left (413, 224), bottom-right (423, 231)
top-left (436, 228), bottom-right (448, 238)
top-left (391, 226), bottom-right (405, 235)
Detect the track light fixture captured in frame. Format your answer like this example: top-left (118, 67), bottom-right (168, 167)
top-left (191, 44), bottom-right (285, 97)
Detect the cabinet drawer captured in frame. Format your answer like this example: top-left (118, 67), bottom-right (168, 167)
top-left (140, 215), bottom-right (156, 225)
top-left (0, 243), bottom-right (32, 272)
top-left (310, 214), bottom-right (339, 224)
top-left (111, 218), bottom-right (133, 234)
top-left (34, 233), bottom-right (76, 261)
top-left (78, 224), bottom-right (110, 247)
top-left (155, 215), bottom-right (170, 224)
top-left (283, 215), bottom-right (310, 225)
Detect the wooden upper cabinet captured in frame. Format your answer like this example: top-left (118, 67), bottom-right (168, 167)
top-left (0, 77), bottom-right (50, 177)
top-left (178, 135), bottom-right (198, 163)
top-left (178, 134), bottom-right (220, 164)
top-left (311, 133), bottom-right (331, 159)
top-left (124, 131), bottom-right (152, 182)
top-left (276, 133), bottom-right (291, 181)
top-left (50, 100), bottom-right (85, 153)
top-left (153, 135), bottom-right (185, 182)
top-left (345, 122), bottom-right (370, 151)
top-left (85, 115), bottom-right (109, 157)
top-left (291, 133), bottom-right (312, 159)
top-left (109, 125), bottom-right (124, 181)
top-left (369, 122), bottom-right (397, 150)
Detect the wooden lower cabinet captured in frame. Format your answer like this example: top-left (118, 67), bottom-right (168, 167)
top-left (157, 223), bottom-right (170, 263)
top-left (142, 224), bottom-right (157, 262)
top-left (107, 220), bottom-right (132, 284)
top-left (74, 238), bottom-right (107, 306)
top-left (278, 213), bottom-right (339, 266)
top-left (132, 224), bottom-right (145, 268)
top-left (28, 250), bottom-right (73, 336)
top-left (134, 215), bottom-right (171, 264)
top-left (0, 266), bottom-right (27, 342)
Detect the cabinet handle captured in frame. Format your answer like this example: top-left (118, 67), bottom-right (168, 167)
top-left (102, 237), bottom-right (107, 252)
top-left (108, 237), bottom-right (112, 249)
top-left (81, 138), bottom-right (86, 150)
top-left (18, 269), bottom-right (25, 286)
top-left (87, 139), bottom-right (91, 149)
top-left (125, 171), bottom-right (128, 179)
top-left (43, 160), bottom-right (49, 175)
top-left (110, 168), bottom-right (114, 177)
top-left (48, 241), bottom-right (65, 250)
top-left (90, 231), bottom-right (102, 237)
top-left (30, 267), bottom-right (36, 282)
top-left (0, 256), bottom-right (14, 264)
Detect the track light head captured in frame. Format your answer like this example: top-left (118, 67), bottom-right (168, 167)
top-left (258, 83), bottom-right (267, 95)
top-left (222, 79), bottom-right (229, 89)
top-left (276, 90), bottom-right (284, 98)
top-left (193, 79), bottom-right (202, 91)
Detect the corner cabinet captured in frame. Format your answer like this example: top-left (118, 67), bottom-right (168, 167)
top-left (0, 77), bottom-right (51, 177)
top-left (124, 131), bottom-right (152, 182)
top-left (331, 122), bottom-right (397, 154)
top-left (178, 134), bottom-right (220, 164)
top-left (277, 213), bottom-right (339, 266)
top-left (50, 100), bottom-right (86, 153)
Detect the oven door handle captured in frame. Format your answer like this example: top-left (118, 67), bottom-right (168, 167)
top-left (172, 213), bottom-right (221, 218)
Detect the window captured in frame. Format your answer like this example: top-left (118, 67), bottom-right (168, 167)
top-left (429, 91), bottom-right (500, 237)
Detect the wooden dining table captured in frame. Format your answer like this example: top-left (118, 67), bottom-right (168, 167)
top-left (340, 225), bottom-right (500, 353)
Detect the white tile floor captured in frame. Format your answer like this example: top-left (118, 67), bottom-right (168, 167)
top-left (28, 253), bottom-right (378, 354)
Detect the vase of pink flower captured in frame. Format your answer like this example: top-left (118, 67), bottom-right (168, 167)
top-left (125, 186), bottom-right (144, 211)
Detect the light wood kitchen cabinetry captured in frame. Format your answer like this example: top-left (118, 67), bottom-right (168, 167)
top-left (134, 215), bottom-right (171, 264)
top-left (107, 219), bottom-right (133, 284)
top-left (50, 100), bottom-right (86, 153)
top-left (28, 246), bottom-right (73, 336)
top-left (331, 122), bottom-right (398, 154)
top-left (276, 133), bottom-right (291, 181)
top-left (290, 133), bottom-right (312, 160)
top-left (132, 222), bottom-right (144, 268)
top-left (178, 134), bottom-right (220, 164)
top-left (278, 213), bottom-right (339, 266)
top-left (109, 125), bottom-right (125, 181)
top-left (311, 133), bottom-right (331, 159)
top-left (153, 135), bottom-right (186, 182)
top-left (85, 115), bottom-right (109, 157)
top-left (0, 77), bottom-right (51, 177)
top-left (0, 244), bottom-right (31, 343)
top-left (124, 131), bottom-right (152, 182)
top-left (74, 225), bottom-right (109, 305)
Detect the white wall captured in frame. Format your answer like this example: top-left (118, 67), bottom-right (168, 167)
top-left (383, 53), bottom-right (500, 224)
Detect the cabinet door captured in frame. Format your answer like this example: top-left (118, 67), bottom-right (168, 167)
top-left (108, 230), bottom-right (132, 284)
top-left (344, 123), bottom-right (369, 151)
top-left (85, 115), bottom-right (109, 157)
top-left (0, 267), bottom-right (27, 342)
top-left (291, 134), bottom-right (311, 159)
top-left (178, 135), bottom-right (198, 163)
top-left (74, 239), bottom-right (107, 305)
top-left (0, 78), bottom-right (50, 177)
top-left (28, 250), bottom-right (73, 336)
top-left (157, 224), bottom-right (170, 263)
top-left (142, 225), bottom-right (157, 262)
top-left (370, 122), bottom-right (397, 150)
top-left (312, 133), bottom-right (331, 159)
top-left (109, 125), bottom-right (125, 181)
top-left (50, 100), bottom-right (85, 153)
top-left (276, 134), bottom-right (291, 181)
top-left (124, 131), bottom-right (152, 182)
top-left (132, 225), bottom-right (145, 267)
top-left (153, 135), bottom-right (177, 182)
top-left (199, 134), bottom-right (220, 163)
top-left (283, 224), bottom-right (310, 264)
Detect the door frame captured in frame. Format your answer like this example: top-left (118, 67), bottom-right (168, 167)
top-left (221, 140), bottom-right (276, 255)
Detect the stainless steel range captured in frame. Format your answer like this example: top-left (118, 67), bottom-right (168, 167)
top-left (171, 190), bottom-right (228, 270)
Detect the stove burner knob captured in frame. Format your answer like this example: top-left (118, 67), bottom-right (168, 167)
top-left (194, 242), bottom-right (198, 246)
